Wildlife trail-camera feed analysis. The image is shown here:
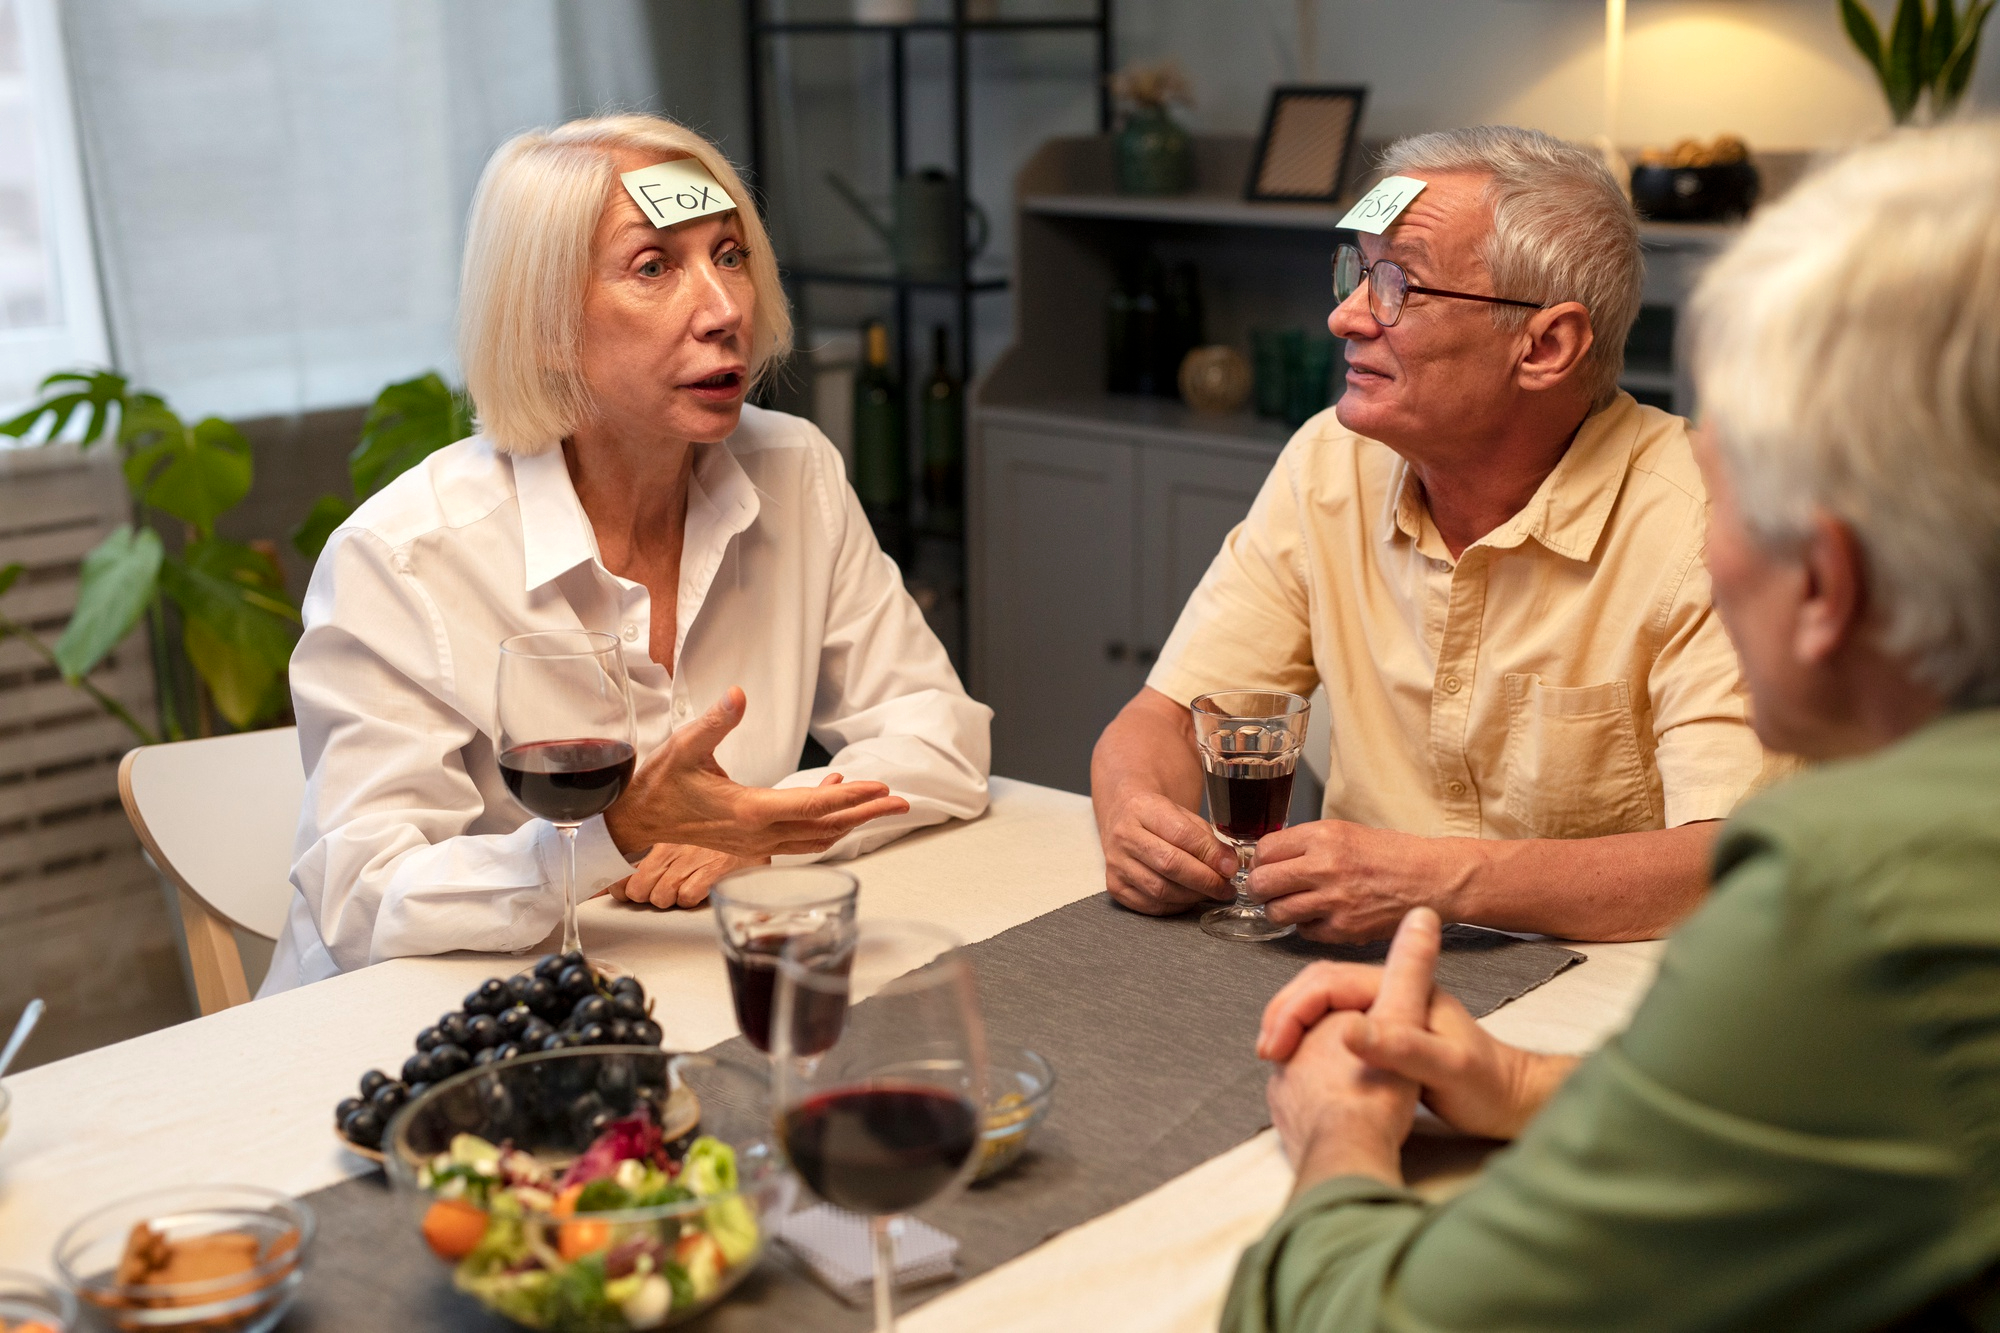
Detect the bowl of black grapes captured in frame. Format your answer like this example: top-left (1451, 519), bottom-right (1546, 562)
top-left (334, 952), bottom-right (666, 1161)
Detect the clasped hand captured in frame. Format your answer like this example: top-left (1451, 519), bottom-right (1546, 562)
top-left (600, 686), bottom-right (908, 906)
top-left (1260, 907), bottom-right (1572, 1192)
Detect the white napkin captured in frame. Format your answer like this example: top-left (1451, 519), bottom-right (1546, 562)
top-left (774, 1205), bottom-right (959, 1302)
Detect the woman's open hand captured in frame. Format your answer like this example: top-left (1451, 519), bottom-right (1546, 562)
top-left (603, 687), bottom-right (909, 859)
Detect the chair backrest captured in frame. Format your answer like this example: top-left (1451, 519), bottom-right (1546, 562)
top-left (118, 727), bottom-right (304, 1013)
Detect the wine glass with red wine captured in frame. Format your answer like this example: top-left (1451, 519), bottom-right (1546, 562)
top-left (772, 921), bottom-right (985, 1333)
top-left (1192, 689), bottom-right (1311, 943)
top-left (711, 866), bottom-right (859, 1058)
top-left (496, 630), bottom-right (637, 959)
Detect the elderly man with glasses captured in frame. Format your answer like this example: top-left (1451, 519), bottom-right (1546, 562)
top-left (1090, 125), bottom-right (1778, 944)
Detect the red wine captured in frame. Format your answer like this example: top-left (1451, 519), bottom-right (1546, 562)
top-left (782, 1084), bottom-right (978, 1214)
top-left (723, 933), bottom-right (851, 1055)
top-left (499, 739), bottom-right (636, 823)
top-left (1205, 765), bottom-right (1294, 843)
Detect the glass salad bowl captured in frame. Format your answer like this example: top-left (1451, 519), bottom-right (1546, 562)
top-left (384, 1047), bottom-right (787, 1331)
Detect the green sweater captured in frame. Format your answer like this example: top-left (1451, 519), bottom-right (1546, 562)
top-left (1223, 710), bottom-right (2000, 1332)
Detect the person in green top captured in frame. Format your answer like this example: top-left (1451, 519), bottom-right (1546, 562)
top-left (1223, 122), bottom-right (2000, 1332)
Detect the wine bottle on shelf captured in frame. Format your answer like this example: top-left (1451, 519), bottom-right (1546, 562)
top-left (921, 325), bottom-right (963, 538)
top-left (852, 318), bottom-right (909, 561)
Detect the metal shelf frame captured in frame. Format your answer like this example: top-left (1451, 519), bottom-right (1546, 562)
top-left (744, 1), bottom-right (1113, 655)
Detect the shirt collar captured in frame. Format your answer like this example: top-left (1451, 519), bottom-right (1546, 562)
top-left (511, 437), bottom-right (765, 596)
top-left (1379, 392), bottom-right (1642, 564)
top-left (513, 445), bottom-right (599, 592)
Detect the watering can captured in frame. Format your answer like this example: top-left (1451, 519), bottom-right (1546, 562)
top-left (826, 167), bottom-right (990, 281)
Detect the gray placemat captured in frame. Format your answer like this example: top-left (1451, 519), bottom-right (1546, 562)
top-left (286, 895), bottom-right (1580, 1330)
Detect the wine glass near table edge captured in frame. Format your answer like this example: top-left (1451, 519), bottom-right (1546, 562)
top-left (773, 920), bottom-right (985, 1333)
top-left (711, 866), bottom-right (861, 1056)
top-left (1192, 689), bottom-right (1311, 943)
top-left (496, 630), bottom-right (637, 962)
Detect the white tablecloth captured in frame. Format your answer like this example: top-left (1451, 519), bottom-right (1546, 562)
top-left (0, 777), bottom-right (1663, 1327)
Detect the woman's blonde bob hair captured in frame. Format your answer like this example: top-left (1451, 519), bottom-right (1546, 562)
top-left (458, 114), bottom-right (792, 455)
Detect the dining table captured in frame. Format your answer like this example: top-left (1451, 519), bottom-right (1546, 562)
top-left (0, 776), bottom-right (1665, 1331)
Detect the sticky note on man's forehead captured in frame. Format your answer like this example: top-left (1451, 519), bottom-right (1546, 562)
top-left (1337, 176), bottom-right (1427, 235)
top-left (620, 159), bottom-right (737, 231)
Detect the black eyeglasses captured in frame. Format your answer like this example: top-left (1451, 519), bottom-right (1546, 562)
top-left (1333, 243), bottom-right (1547, 327)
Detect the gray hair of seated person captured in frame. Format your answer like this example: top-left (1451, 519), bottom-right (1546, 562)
top-left (1691, 123), bottom-right (2000, 708)
top-left (1378, 126), bottom-right (1641, 410)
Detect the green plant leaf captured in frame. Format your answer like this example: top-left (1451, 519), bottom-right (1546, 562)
top-left (1841, 0), bottom-right (1888, 73)
top-left (291, 494), bottom-right (354, 562)
top-left (52, 525), bottom-right (164, 679)
top-left (1939, 0), bottom-right (1995, 103)
top-left (0, 369), bottom-right (131, 447)
top-left (1887, 0), bottom-right (1927, 120)
top-left (0, 562), bottom-right (21, 599)
top-left (350, 371), bottom-right (472, 499)
top-left (161, 539), bottom-right (300, 730)
top-left (1926, 0), bottom-right (1959, 84)
top-left (125, 415), bottom-right (254, 536)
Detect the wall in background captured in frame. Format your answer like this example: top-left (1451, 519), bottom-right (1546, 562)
top-left (1120, 0), bottom-right (1997, 150)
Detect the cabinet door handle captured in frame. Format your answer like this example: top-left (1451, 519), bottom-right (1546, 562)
top-left (1136, 645), bottom-right (1158, 666)
top-left (1105, 641), bottom-right (1128, 662)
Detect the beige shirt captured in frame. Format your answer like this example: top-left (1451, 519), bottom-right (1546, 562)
top-left (1147, 392), bottom-right (1767, 841)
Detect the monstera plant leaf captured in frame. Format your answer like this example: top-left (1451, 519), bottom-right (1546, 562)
top-left (0, 369), bottom-right (130, 446)
top-left (161, 538), bottom-right (300, 730)
top-left (53, 525), bottom-right (164, 681)
top-left (350, 371), bottom-right (472, 500)
top-left (121, 404), bottom-right (254, 539)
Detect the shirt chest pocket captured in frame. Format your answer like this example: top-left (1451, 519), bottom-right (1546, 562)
top-left (1500, 674), bottom-right (1658, 839)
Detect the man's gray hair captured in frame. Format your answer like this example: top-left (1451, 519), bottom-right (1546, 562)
top-left (1379, 126), bottom-right (1640, 408)
top-left (1691, 123), bottom-right (2000, 708)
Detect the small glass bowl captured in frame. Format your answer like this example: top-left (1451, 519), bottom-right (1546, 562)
top-left (0, 1267), bottom-right (77, 1331)
top-left (385, 1047), bottom-right (788, 1330)
top-left (975, 1044), bottom-right (1055, 1181)
top-left (52, 1185), bottom-right (313, 1333)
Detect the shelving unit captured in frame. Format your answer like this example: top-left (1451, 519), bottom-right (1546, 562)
top-left (742, 2), bottom-right (1112, 665)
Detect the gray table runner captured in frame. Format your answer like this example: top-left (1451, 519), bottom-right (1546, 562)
top-left (288, 895), bottom-right (1581, 1330)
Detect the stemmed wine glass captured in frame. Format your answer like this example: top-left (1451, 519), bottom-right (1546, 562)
top-left (772, 920), bottom-right (985, 1333)
top-left (1192, 689), bottom-right (1310, 943)
top-left (496, 630), bottom-right (637, 959)
top-left (711, 865), bottom-right (860, 1058)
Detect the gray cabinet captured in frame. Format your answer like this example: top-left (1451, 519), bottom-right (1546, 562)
top-left (975, 410), bottom-right (1278, 793)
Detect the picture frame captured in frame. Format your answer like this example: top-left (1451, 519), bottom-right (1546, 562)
top-left (1245, 86), bottom-right (1368, 203)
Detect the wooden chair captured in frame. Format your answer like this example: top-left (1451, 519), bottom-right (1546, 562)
top-left (117, 727), bottom-right (304, 1015)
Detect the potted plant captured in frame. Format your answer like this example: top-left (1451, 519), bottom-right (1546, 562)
top-left (1840, 0), bottom-right (1994, 124)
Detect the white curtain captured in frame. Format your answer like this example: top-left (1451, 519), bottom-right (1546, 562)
top-left (59, 0), bottom-right (653, 422)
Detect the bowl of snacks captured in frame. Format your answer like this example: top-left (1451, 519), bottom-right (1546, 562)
top-left (336, 952), bottom-right (667, 1160)
top-left (974, 1043), bottom-right (1055, 1181)
top-left (0, 1267), bottom-right (75, 1333)
top-left (52, 1185), bottom-right (311, 1333)
top-left (386, 1047), bottom-right (785, 1330)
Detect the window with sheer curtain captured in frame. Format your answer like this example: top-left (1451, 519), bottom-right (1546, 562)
top-left (0, 0), bottom-right (108, 413)
top-left (56, 0), bottom-right (659, 423)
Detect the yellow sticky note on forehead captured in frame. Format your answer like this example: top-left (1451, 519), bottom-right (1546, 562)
top-left (1337, 175), bottom-right (1427, 235)
top-left (620, 159), bottom-right (737, 230)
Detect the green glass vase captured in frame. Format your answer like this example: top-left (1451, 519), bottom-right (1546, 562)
top-left (1116, 106), bottom-right (1194, 196)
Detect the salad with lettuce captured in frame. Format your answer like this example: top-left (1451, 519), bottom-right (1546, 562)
top-left (415, 1107), bottom-right (758, 1330)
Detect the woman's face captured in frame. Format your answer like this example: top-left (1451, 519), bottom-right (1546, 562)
top-left (576, 148), bottom-right (758, 447)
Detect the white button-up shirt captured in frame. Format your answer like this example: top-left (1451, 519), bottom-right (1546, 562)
top-left (263, 405), bottom-right (991, 992)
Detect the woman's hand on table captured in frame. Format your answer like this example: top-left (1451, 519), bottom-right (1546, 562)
top-left (611, 844), bottom-right (769, 909)
top-left (604, 687), bottom-right (910, 858)
top-left (1268, 908), bottom-right (1440, 1192)
top-left (1258, 921), bottom-right (1578, 1144)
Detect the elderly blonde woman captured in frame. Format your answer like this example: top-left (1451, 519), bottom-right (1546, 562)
top-left (1222, 123), bottom-right (2000, 1330)
top-left (263, 115), bottom-right (990, 991)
